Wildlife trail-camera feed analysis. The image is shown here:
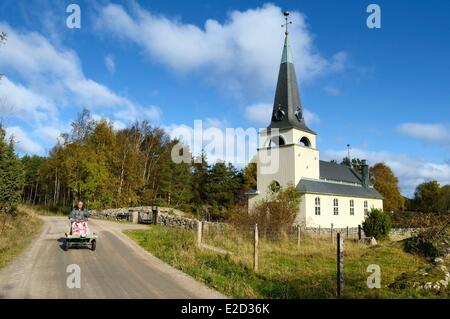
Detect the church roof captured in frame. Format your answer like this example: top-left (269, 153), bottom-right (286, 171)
top-left (267, 35), bottom-right (316, 134)
top-left (319, 161), bottom-right (362, 184)
top-left (297, 179), bottom-right (383, 199)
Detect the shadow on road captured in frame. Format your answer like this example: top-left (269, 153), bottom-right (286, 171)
top-left (56, 237), bottom-right (92, 251)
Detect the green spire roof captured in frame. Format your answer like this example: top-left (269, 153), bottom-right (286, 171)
top-left (280, 35), bottom-right (293, 64)
top-left (268, 34), bottom-right (316, 135)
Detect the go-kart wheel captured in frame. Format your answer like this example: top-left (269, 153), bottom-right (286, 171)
top-left (63, 239), bottom-right (69, 251)
top-left (91, 239), bottom-right (96, 251)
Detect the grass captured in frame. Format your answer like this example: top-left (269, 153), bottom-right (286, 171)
top-left (0, 206), bottom-right (43, 270)
top-left (125, 225), bottom-right (449, 299)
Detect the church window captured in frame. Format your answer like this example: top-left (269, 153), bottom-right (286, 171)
top-left (350, 199), bottom-right (355, 216)
top-left (364, 201), bottom-right (369, 216)
top-left (299, 136), bottom-right (311, 147)
top-left (315, 197), bottom-right (321, 215)
top-left (269, 136), bottom-right (286, 147)
top-left (333, 198), bottom-right (339, 215)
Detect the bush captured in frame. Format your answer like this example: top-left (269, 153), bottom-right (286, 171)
top-left (229, 183), bottom-right (301, 235)
top-left (362, 208), bottom-right (392, 240)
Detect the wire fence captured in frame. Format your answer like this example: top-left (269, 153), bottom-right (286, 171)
top-left (196, 222), bottom-right (423, 298)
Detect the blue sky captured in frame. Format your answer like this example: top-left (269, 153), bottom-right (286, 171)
top-left (0, 0), bottom-right (449, 196)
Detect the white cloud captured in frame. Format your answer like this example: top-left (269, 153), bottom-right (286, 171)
top-left (105, 54), bottom-right (116, 74)
top-left (244, 102), bottom-right (320, 127)
top-left (95, 3), bottom-right (346, 95)
top-left (6, 126), bottom-right (45, 155)
top-left (0, 22), bottom-right (162, 155)
top-left (144, 105), bottom-right (162, 121)
top-left (322, 148), bottom-right (450, 197)
top-left (397, 123), bottom-right (450, 148)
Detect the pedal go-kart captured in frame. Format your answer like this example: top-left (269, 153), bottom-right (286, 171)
top-left (64, 219), bottom-right (97, 251)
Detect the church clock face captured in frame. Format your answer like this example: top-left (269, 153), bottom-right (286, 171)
top-left (295, 109), bottom-right (303, 122)
top-left (273, 109), bottom-right (285, 121)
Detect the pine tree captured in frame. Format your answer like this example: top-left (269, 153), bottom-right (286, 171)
top-left (0, 126), bottom-right (25, 214)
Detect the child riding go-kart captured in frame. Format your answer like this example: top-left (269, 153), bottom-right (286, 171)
top-left (63, 201), bottom-right (97, 251)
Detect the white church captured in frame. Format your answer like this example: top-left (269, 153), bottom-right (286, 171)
top-left (247, 24), bottom-right (383, 228)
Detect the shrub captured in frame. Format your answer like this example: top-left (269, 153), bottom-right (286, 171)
top-left (362, 208), bottom-right (392, 240)
top-left (229, 183), bottom-right (301, 235)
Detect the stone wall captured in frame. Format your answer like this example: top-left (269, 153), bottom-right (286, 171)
top-left (90, 207), bottom-right (418, 238)
top-left (90, 206), bottom-right (227, 231)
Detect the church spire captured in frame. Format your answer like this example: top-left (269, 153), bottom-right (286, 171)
top-left (268, 11), bottom-right (315, 135)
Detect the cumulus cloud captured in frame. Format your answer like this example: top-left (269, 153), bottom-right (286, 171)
top-left (244, 102), bottom-right (320, 127)
top-left (397, 123), bottom-right (450, 148)
top-left (0, 22), bottom-right (162, 154)
top-left (6, 126), bottom-right (45, 155)
top-left (323, 148), bottom-right (450, 197)
top-left (95, 3), bottom-right (346, 95)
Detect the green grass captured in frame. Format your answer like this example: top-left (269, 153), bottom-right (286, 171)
top-left (126, 225), bottom-right (450, 299)
top-left (0, 206), bottom-right (43, 269)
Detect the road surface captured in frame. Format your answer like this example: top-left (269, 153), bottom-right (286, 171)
top-left (0, 216), bottom-right (225, 299)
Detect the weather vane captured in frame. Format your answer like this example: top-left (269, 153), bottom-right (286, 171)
top-left (282, 11), bottom-right (292, 35)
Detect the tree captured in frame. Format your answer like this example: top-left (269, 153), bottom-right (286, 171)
top-left (413, 181), bottom-right (441, 213)
top-left (157, 150), bottom-right (193, 210)
top-left (438, 184), bottom-right (450, 213)
top-left (0, 31), bottom-right (6, 81)
top-left (341, 157), bottom-right (364, 176)
top-left (0, 126), bottom-right (24, 214)
top-left (371, 162), bottom-right (405, 212)
top-left (243, 162), bottom-right (257, 191)
top-left (362, 208), bottom-right (392, 240)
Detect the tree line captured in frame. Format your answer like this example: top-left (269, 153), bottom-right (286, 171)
top-left (1, 109), bottom-right (448, 220)
top-left (17, 109), bottom-right (255, 220)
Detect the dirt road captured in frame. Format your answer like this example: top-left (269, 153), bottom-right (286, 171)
top-left (0, 216), bottom-right (225, 299)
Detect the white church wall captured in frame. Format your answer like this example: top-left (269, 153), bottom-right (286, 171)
top-left (302, 193), bottom-right (383, 228)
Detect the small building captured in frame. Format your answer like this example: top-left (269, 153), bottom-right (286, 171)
top-left (247, 31), bottom-right (383, 228)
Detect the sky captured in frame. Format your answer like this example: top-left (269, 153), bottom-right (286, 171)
top-left (0, 0), bottom-right (449, 197)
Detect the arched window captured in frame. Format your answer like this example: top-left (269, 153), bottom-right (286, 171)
top-left (315, 197), bottom-right (321, 215)
top-left (364, 201), bottom-right (369, 216)
top-left (269, 136), bottom-right (286, 147)
top-left (333, 198), bottom-right (339, 215)
top-left (269, 180), bottom-right (281, 193)
top-left (299, 136), bottom-right (311, 147)
top-left (350, 199), bottom-right (355, 216)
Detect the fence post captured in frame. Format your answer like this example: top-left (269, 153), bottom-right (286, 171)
top-left (152, 207), bottom-right (159, 225)
top-left (346, 226), bottom-right (349, 239)
top-left (253, 224), bottom-right (259, 272)
top-left (197, 221), bottom-right (203, 248)
top-left (337, 232), bottom-right (344, 298)
top-left (331, 223), bottom-right (334, 243)
top-left (318, 225), bottom-right (321, 236)
top-left (358, 224), bottom-right (362, 240)
top-left (297, 225), bottom-right (301, 247)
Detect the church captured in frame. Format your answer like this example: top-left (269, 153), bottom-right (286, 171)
top-left (247, 19), bottom-right (383, 228)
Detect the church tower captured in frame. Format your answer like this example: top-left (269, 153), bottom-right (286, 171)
top-left (249, 11), bottom-right (320, 204)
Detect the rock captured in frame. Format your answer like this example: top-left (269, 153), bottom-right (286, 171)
top-left (359, 236), bottom-right (377, 245)
top-left (434, 257), bottom-right (444, 264)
